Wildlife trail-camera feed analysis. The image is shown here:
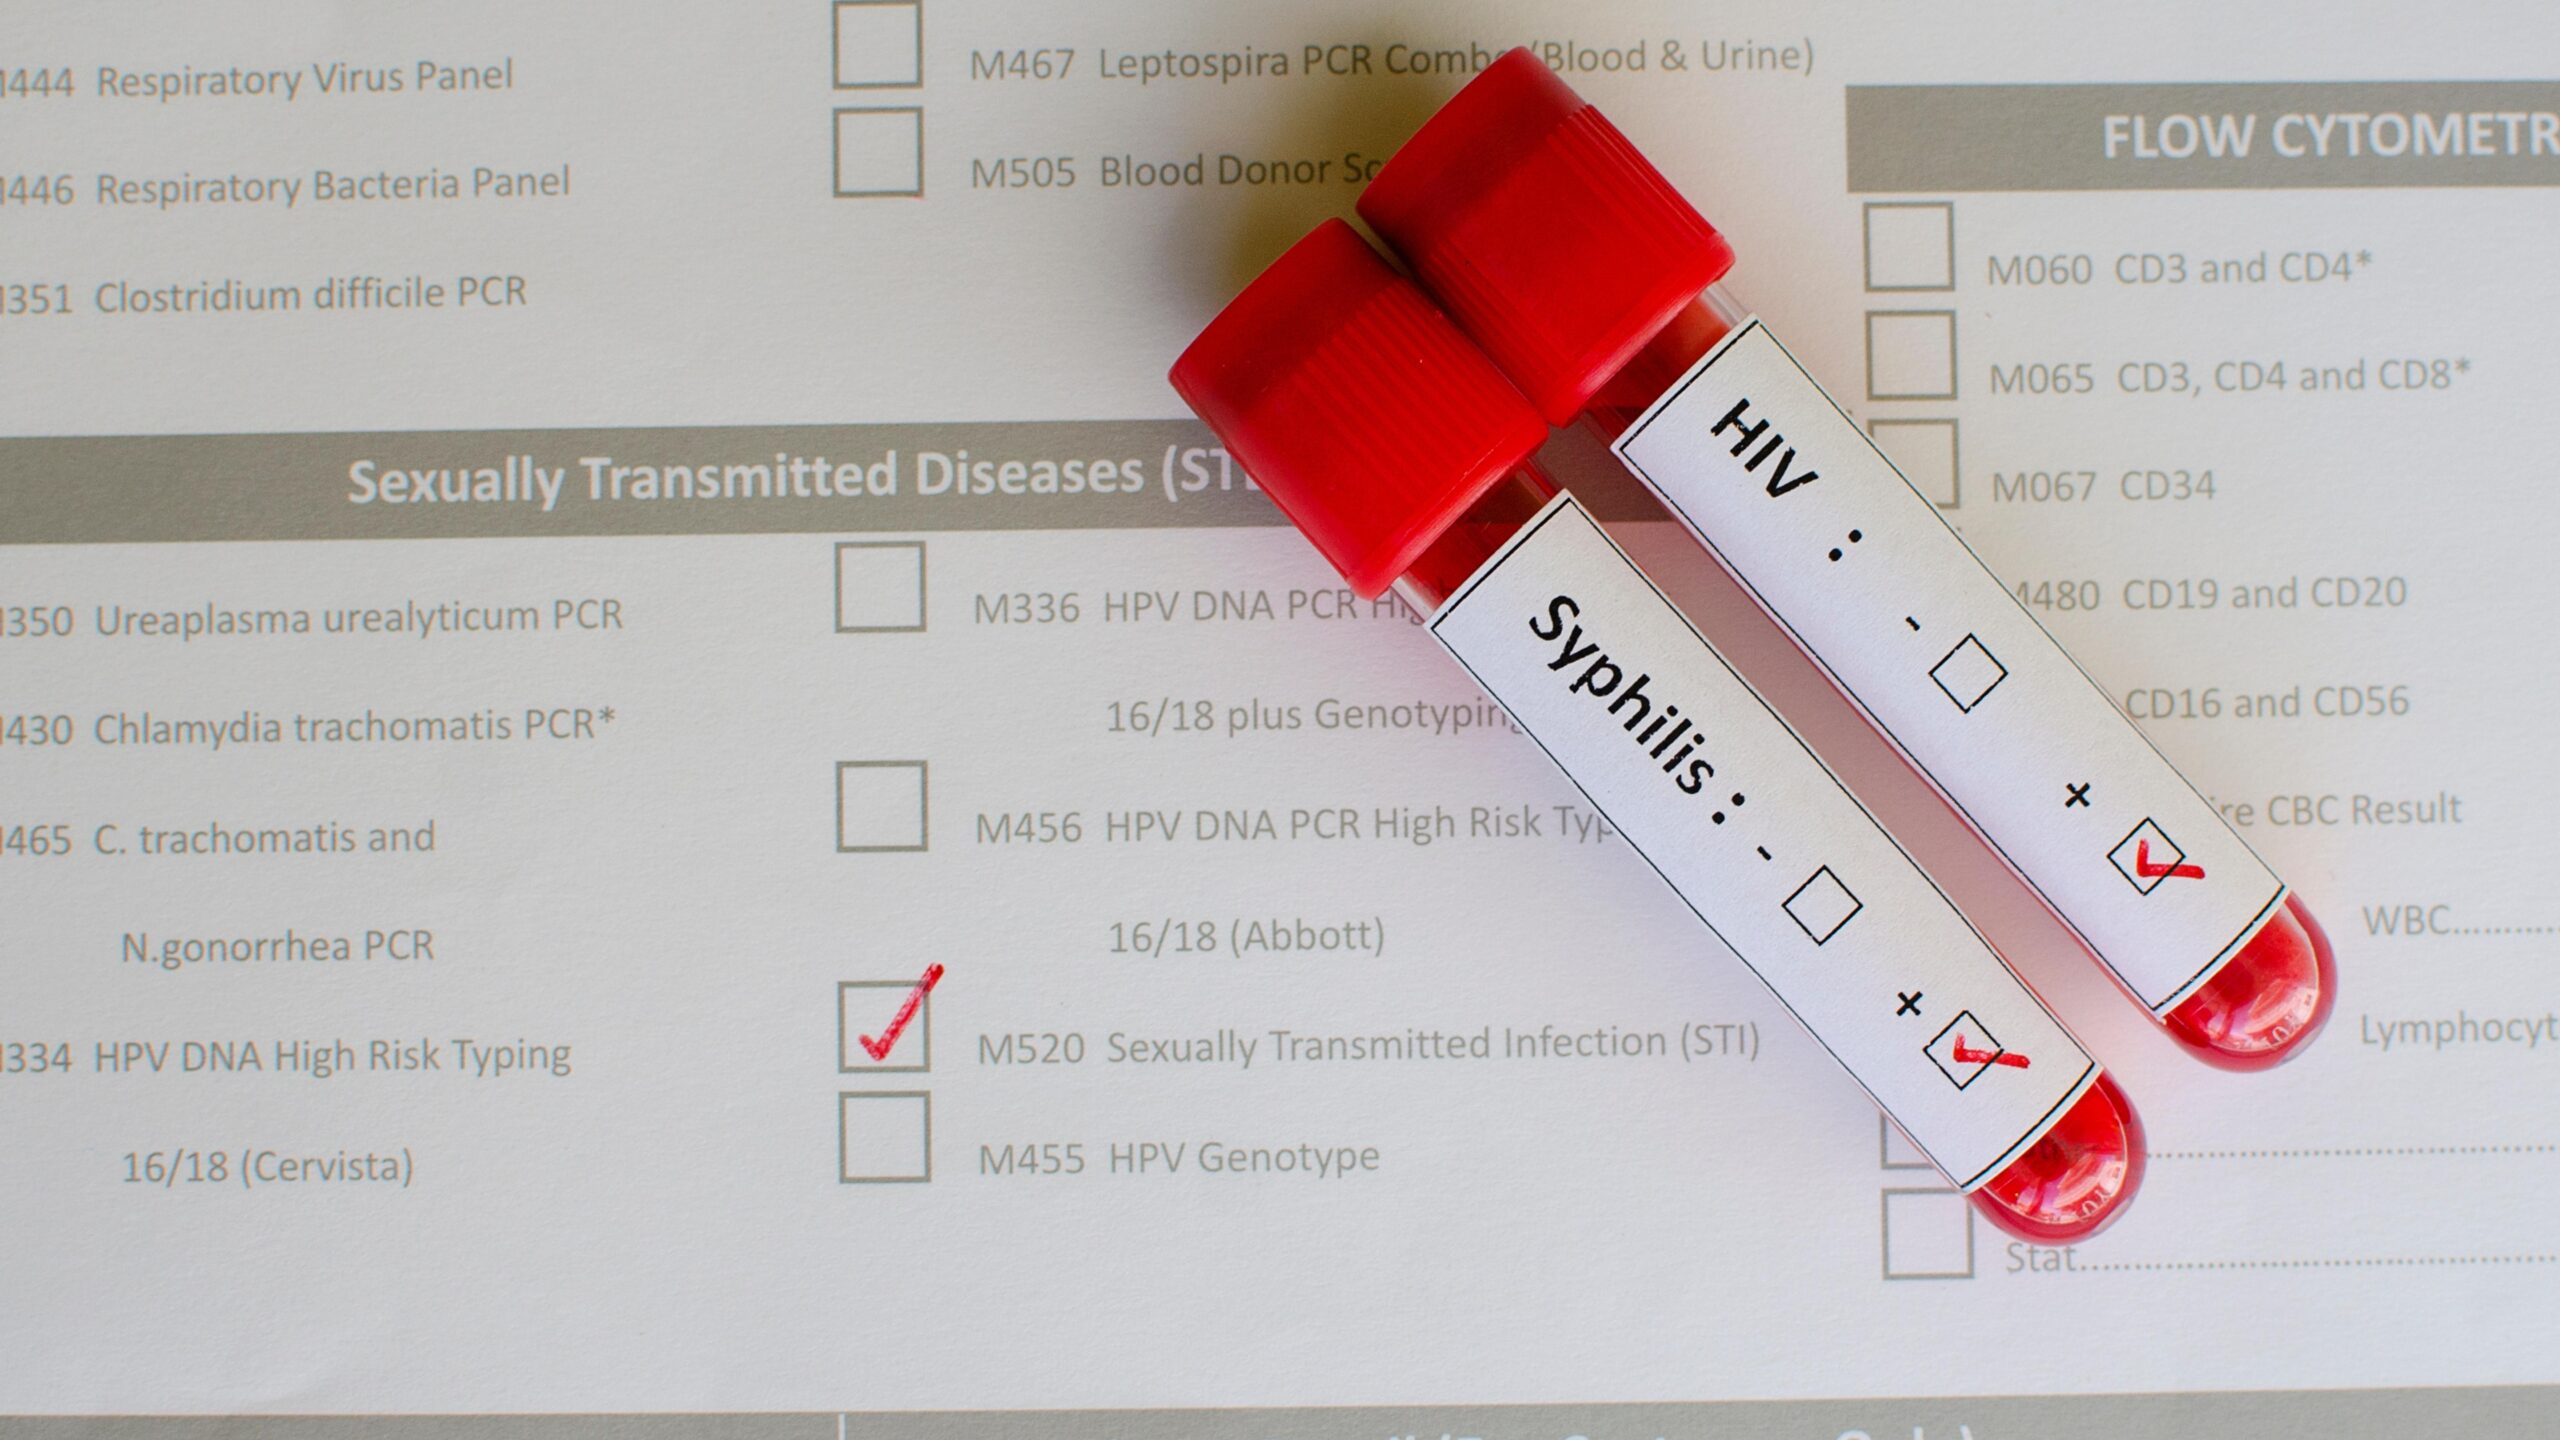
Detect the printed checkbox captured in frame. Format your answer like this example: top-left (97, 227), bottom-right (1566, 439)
top-left (1866, 310), bottom-right (1958, 400)
top-left (839, 1091), bottom-right (931, 1183)
top-left (1782, 866), bottom-right (1862, 945)
top-left (1879, 1116), bottom-right (1933, 1171)
top-left (837, 760), bottom-right (928, 852)
top-left (835, 107), bottom-right (924, 197)
top-left (1882, 1188), bottom-right (1975, 1279)
top-left (1930, 633), bottom-right (2007, 713)
top-left (1925, 1009), bottom-right (2003, 1090)
top-left (834, 0), bottom-right (922, 88)
top-left (836, 540), bottom-right (926, 632)
top-left (1868, 417), bottom-right (1960, 509)
top-left (1863, 202), bottom-right (1956, 292)
top-left (2109, 818), bottom-right (2185, 896)
top-left (840, 978), bottom-right (932, 1073)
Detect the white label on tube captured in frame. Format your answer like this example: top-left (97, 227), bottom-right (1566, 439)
top-left (1430, 494), bottom-right (2095, 1191)
top-left (1611, 318), bottom-right (2286, 1013)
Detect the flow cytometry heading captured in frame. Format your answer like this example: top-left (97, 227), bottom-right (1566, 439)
top-left (1848, 81), bottom-right (2560, 190)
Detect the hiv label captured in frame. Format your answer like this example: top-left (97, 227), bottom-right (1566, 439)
top-left (1430, 494), bottom-right (2096, 1189)
top-left (1612, 318), bottom-right (2287, 1012)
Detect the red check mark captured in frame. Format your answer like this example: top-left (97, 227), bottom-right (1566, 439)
top-left (1951, 1035), bottom-right (2031, 1069)
top-left (2134, 840), bottom-right (2206, 881)
top-left (858, 963), bottom-right (943, 1062)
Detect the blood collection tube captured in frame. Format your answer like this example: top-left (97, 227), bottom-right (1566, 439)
top-left (1358, 50), bottom-right (2336, 1070)
top-left (1171, 219), bottom-right (2143, 1240)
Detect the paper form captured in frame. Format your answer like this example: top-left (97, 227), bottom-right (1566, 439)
top-left (2, 1), bottom-right (2555, 1433)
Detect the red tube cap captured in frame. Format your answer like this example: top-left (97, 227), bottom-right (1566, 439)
top-left (1169, 220), bottom-right (1549, 598)
top-left (1358, 48), bottom-right (1736, 425)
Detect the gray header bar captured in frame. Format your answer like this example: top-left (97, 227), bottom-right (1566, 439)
top-left (0, 421), bottom-right (1276, 544)
top-left (5, 1386), bottom-right (2558, 1438)
top-left (1848, 82), bottom-right (2560, 190)
top-left (0, 421), bottom-right (1659, 545)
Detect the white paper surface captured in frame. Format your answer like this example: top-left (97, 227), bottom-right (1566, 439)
top-left (3, 0), bottom-right (2556, 1427)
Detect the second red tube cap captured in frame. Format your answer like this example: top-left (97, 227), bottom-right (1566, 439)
top-left (1359, 48), bottom-right (1737, 425)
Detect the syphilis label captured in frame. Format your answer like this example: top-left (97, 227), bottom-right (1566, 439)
top-left (1431, 494), bottom-right (2095, 1189)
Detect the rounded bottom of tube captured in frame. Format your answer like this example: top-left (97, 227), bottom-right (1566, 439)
top-left (1970, 1071), bottom-right (2145, 1243)
top-left (2162, 896), bottom-right (2337, 1071)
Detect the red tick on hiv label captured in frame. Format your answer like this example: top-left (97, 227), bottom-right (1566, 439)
top-left (1611, 318), bottom-right (2288, 1014)
top-left (1429, 492), bottom-right (2097, 1189)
